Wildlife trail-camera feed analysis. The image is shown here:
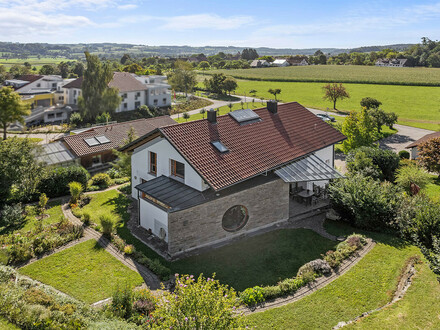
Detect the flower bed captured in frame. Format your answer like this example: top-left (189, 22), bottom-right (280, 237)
top-left (240, 234), bottom-right (367, 306)
top-left (0, 217), bottom-right (83, 265)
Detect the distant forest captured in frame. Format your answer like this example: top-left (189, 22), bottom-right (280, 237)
top-left (0, 41), bottom-right (415, 60)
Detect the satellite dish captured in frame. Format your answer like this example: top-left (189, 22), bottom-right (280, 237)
top-left (159, 227), bottom-right (166, 240)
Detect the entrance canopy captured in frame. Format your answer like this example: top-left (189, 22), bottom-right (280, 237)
top-left (274, 154), bottom-right (343, 183)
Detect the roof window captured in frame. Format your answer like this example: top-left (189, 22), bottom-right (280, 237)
top-left (211, 141), bottom-right (229, 153)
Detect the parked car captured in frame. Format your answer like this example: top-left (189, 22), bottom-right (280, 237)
top-left (316, 113), bottom-right (336, 122)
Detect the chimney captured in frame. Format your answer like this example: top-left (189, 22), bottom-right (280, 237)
top-left (267, 100), bottom-right (278, 114)
top-left (207, 108), bottom-right (217, 124)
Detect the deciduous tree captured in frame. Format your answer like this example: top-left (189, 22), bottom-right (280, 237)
top-left (168, 60), bottom-right (197, 97)
top-left (322, 83), bottom-right (350, 109)
top-left (268, 88), bottom-right (281, 101)
top-left (418, 137), bottom-right (440, 177)
top-left (78, 52), bottom-right (121, 121)
top-left (0, 87), bottom-right (30, 140)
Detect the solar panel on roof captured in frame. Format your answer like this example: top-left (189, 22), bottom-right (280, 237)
top-left (211, 141), bottom-right (229, 153)
top-left (229, 109), bottom-right (260, 123)
top-left (96, 135), bottom-right (111, 144)
top-left (84, 137), bottom-right (99, 146)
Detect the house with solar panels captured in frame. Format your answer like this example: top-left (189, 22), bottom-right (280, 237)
top-left (121, 101), bottom-right (346, 259)
top-left (42, 117), bottom-right (176, 172)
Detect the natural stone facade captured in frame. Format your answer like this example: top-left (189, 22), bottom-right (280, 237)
top-left (167, 178), bottom-right (289, 256)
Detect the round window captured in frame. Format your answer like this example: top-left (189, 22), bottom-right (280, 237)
top-left (222, 205), bottom-right (249, 232)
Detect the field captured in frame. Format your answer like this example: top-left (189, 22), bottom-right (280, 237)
top-left (206, 65), bottom-right (440, 86)
top-left (210, 79), bottom-right (440, 130)
top-left (20, 239), bottom-right (144, 304)
top-left (0, 56), bottom-right (68, 71)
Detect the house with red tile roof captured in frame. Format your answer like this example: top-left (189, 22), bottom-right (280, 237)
top-left (62, 73), bottom-right (171, 111)
top-left (121, 101), bottom-right (345, 258)
top-left (57, 116), bottom-right (176, 172)
top-left (406, 131), bottom-right (440, 159)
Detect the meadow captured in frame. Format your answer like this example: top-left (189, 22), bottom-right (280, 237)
top-left (208, 79), bottom-right (440, 130)
top-left (0, 56), bottom-right (68, 71)
top-left (206, 65), bottom-right (440, 86)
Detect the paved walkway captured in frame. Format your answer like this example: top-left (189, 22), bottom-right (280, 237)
top-left (241, 238), bottom-right (376, 315)
top-left (62, 204), bottom-right (161, 289)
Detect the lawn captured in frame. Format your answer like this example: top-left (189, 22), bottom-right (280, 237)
top-left (224, 79), bottom-right (440, 130)
top-left (0, 200), bottom-right (64, 236)
top-left (72, 189), bottom-right (131, 229)
top-left (245, 221), bottom-right (422, 329)
top-left (20, 239), bottom-right (144, 304)
top-left (205, 65), bottom-right (440, 86)
top-left (82, 190), bottom-right (337, 291)
top-left (171, 229), bottom-right (337, 291)
top-left (422, 175), bottom-right (440, 203)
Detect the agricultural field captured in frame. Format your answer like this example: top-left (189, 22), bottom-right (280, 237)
top-left (215, 79), bottom-right (440, 130)
top-left (206, 65), bottom-right (440, 86)
top-left (0, 56), bottom-right (69, 71)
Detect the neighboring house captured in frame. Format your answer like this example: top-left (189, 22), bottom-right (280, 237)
top-left (406, 131), bottom-right (440, 159)
top-left (63, 73), bottom-right (172, 112)
top-left (250, 60), bottom-right (270, 68)
top-left (26, 104), bottom-right (73, 126)
top-left (59, 116), bottom-right (176, 171)
top-left (287, 58), bottom-right (309, 66)
top-left (122, 101), bottom-right (345, 258)
top-left (4, 74), bottom-right (68, 108)
top-left (375, 58), bottom-right (411, 67)
top-left (272, 59), bottom-right (290, 67)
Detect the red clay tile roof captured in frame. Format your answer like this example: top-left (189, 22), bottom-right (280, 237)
top-left (160, 102), bottom-right (346, 191)
top-left (63, 77), bottom-right (83, 89)
top-left (63, 116), bottom-right (176, 157)
top-left (406, 131), bottom-right (440, 149)
top-left (16, 74), bottom-right (43, 83)
top-left (108, 72), bottom-right (148, 93)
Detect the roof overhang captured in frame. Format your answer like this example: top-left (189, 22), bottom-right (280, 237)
top-left (274, 153), bottom-right (343, 183)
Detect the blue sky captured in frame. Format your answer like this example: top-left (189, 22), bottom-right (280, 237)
top-left (0, 0), bottom-right (439, 48)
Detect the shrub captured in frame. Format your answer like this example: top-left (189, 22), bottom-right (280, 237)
top-left (323, 250), bottom-right (345, 268)
top-left (114, 177), bottom-right (130, 185)
top-left (328, 174), bottom-right (403, 230)
top-left (111, 283), bottom-right (133, 319)
top-left (124, 244), bottom-right (135, 255)
top-left (81, 212), bottom-right (91, 225)
top-left (395, 164), bottom-right (431, 194)
top-left (37, 166), bottom-right (89, 198)
top-left (136, 255), bottom-right (171, 281)
top-left (107, 168), bottom-right (122, 179)
top-left (90, 173), bottom-right (112, 189)
top-left (346, 146), bottom-right (400, 181)
top-left (87, 185), bottom-right (101, 192)
top-left (240, 286), bottom-right (265, 306)
top-left (37, 193), bottom-right (48, 216)
top-left (99, 215), bottom-right (113, 236)
top-left (119, 183), bottom-right (131, 195)
top-left (346, 234), bottom-right (366, 249)
top-left (298, 259), bottom-right (332, 276)
top-left (25, 288), bottom-right (54, 306)
top-left (113, 236), bottom-right (126, 252)
top-left (68, 181), bottom-right (83, 205)
top-left (261, 285), bottom-right (282, 300)
top-left (153, 274), bottom-right (241, 328)
top-left (398, 150), bottom-right (410, 159)
top-left (0, 203), bottom-right (24, 228)
top-left (277, 277), bottom-right (305, 295)
top-left (78, 195), bottom-right (92, 208)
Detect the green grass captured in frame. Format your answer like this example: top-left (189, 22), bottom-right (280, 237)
top-left (20, 239), bottom-right (144, 304)
top-left (346, 260), bottom-right (440, 329)
top-left (0, 200), bottom-right (64, 236)
top-left (82, 190), bottom-right (337, 290)
top-left (422, 175), bottom-right (440, 203)
top-left (246, 221), bottom-right (421, 329)
top-left (216, 79), bottom-right (440, 130)
top-left (0, 56), bottom-right (67, 70)
top-left (205, 65), bottom-right (440, 86)
top-left (72, 189), bottom-right (131, 228)
top-left (171, 229), bottom-right (337, 291)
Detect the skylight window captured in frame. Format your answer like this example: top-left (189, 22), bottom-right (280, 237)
top-left (84, 137), bottom-right (99, 147)
top-left (96, 135), bottom-right (111, 144)
top-left (229, 109), bottom-right (261, 124)
top-left (212, 141), bottom-right (229, 153)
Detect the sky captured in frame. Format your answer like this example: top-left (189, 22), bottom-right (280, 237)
top-left (0, 0), bottom-right (439, 49)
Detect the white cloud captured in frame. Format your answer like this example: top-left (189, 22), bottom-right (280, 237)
top-left (117, 3), bottom-right (138, 10)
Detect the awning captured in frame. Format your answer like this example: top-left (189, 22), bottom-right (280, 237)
top-left (274, 154), bottom-right (343, 183)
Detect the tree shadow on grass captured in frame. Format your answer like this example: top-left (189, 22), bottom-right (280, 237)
top-left (324, 219), bottom-right (410, 250)
top-left (102, 194), bottom-right (131, 223)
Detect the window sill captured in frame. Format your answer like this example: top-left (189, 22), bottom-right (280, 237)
top-left (170, 175), bottom-right (184, 183)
